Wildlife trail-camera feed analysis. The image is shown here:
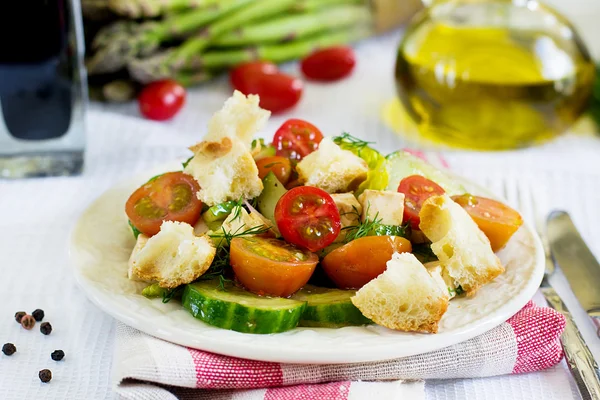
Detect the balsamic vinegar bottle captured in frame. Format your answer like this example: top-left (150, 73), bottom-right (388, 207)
top-left (0, 0), bottom-right (87, 178)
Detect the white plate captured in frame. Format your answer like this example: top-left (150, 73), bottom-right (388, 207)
top-left (69, 163), bottom-right (544, 364)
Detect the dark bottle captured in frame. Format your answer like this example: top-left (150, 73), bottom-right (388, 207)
top-left (0, 0), bottom-right (87, 178)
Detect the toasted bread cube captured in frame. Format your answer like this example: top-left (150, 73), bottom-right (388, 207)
top-left (425, 261), bottom-right (458, 300)
top-left (129, 221), bottom-right (216, 288)
top-left (419, 195), bottom-right (504, 296)
top-left (331, 193), bottom-right (362, 243)
top-left (351, 252), bottom-right (449, 333)
top-left (204, 91), bottom-right (270, 146)
top-left (128, 233), bottom-right (149, 281)
top-left (296, 138), bottom-right (368, 193)
top-left (357, 190), bottom-right (405, 226)
top-left (184, 136), bottom-right (263, 206)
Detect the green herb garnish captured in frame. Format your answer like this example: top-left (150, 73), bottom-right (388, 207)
top-left (341, 206), bottom-right (410, 243)
top-left (412, 243), bottom-right (438, 263)
top-left (182, 156), bottom-right (193, 169)
top-left (162, 286), bottom-right (184, 304)
top-left (128, 220), bottom-right (141, 239)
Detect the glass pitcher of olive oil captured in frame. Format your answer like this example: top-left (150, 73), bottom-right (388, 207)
top-left (395, 0), bottom-right (595, 150)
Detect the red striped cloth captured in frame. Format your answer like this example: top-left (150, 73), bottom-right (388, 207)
top-left (113, 301), bottom-right (565, 399)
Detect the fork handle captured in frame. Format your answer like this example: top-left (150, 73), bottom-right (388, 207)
top-left (541, 287), bottom-right (600, 400)
top-left (588, 311), bottom-right (600, 338)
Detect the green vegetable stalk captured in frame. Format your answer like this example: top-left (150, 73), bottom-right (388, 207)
top-left (213, 5), bottom-right (370, 47)
top-left (108, 0), bottom-right (222, 18)
top-left (129, 25), bottom-right (372, 82)
top-left (86, 0), bottom-right (253, 74)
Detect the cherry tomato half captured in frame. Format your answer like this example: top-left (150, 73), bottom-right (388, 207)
top-left (256, 156), bottom-right (292, 185)
top-left (138, 80), bottom-right (186, 121)
top-left (230, 237), bottom-right (318, 297)
top-left (274, 186), bottom-right (341, 252)
top-left (301, 46), bottom-right (356, 82)
top-left (125, 172), bottom-right (202, 236)
top-left (229, 61), bottom-right (278, 93)
top-left (452, 194), bottom-right (523, 252)
top-left (398, 175), bottom-right (445, 230)
top-left (322, 236), bottom-right (412, 289)
top-left (230, 64), bottom-right (303, 113)
top-left (272, 119), bottom-right (323, 161)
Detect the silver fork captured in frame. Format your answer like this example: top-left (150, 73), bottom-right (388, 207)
top-left (501, 179), bottom-right (600, 400)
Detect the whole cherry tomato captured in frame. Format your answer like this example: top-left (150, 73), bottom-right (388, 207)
top-left (301, 46), bottom-right (356, 81)
top-left (229, 61), bottom-right (278, 93)
top-left (398, 175), bottom-right (446, 230)
top-left (138, 80), bottom-right (186, 121)
top-left (230, 62), bottom-right (303, 113)
top-left (452, 194), bottom-right (523, 252)
top-left (272, 119), bottom-right (323, 161)
top-left (274, 186), bottom-right (341, 252)
top-left (256, 156), bottom-right (292, 185)
top-left (125, 172), bottom-right (202, 236)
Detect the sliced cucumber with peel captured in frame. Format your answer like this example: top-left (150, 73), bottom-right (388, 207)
top-left (182, 281), bottom-right (305, 334)
top-left (386, 151), bottom-right (465, 195)
top-left (292, 285), bottom-right (372, 328)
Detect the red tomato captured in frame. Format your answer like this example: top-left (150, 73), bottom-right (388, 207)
top-left (274, 186), bottom-right (341, 252)
top-left (138, 80), bottom-right (186, 121)
top-left (229, 61), bottom-right (278, 93)
top-left (230, 64), bottom-right (303, 113)
top-left (125, 172), bottom-right (202, 236)
top-left (452, 194), bottom-right (523, 252)
top-left (301, 46), bottom-right (356, 81)
top-left (398, 175), bottom-right (445, 230)
top-left (256, 156), bottom-right (292, 185)
top-left (272, 119), bottom-right (323, 161)
top-left (230, 237), bottom-right (318, 297)
top-left (322, 236), bottom-right (412, 289)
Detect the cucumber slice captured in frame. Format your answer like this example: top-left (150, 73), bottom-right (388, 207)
top-left (385, 151), bottom-right (465, 195)
top-left (202, 200), bottom-right (237, 223)
top-left (292, 285), bottom-right (372, 328)
top-left (251, 139), bottom-right (276, 160)
top-left (257, 172), bottom-right (287, 225)
top-left (182, 280), bottom-right (306, 334)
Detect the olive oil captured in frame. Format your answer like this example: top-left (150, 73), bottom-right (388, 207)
top-left (395, 3), bottom-right (595, 150)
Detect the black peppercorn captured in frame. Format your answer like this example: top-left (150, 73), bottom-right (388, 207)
top-left (40, 322), bottom-right (52, 335)
top-left (39, 369), bottom-right (52, 383)
top-left (21, 314), bottom-right (36, 330)
top-left (51, 350), bottom-right (65, 361)
top-left (15, 311), bottom-right (26, 323)
top-left (2, 343), bottom-right (16, 356)
top-left (32, 309), bottom-right (44, 322)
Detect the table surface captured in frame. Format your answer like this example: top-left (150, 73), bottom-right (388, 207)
top-left (2, 0), bottom-right (600, 398)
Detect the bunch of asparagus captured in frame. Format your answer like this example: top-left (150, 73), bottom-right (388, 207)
top-left (83, 0), bottom-right (376, 101)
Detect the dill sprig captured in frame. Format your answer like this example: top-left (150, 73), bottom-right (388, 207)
top-left (341, 205), bottom-right (411, 243)
top-left (341, 206), bottom-right (382, 243)
top-left (333, 133), bottom-right (374, 156)
top-left (162, 286), bottom-right (184, 304)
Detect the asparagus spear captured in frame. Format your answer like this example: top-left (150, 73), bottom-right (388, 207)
top-left (107, 0), bottom-right (220, 19)
top-left (86, 0), bottom-right (252, 74)
top-left (128, 25), bottom-right (372, 82)
top-left (102, 79), bottom-right (138, 102)
top-left (213, 5), bottom-right (371, 47)
top-left (291, 0), bottom-right (365, 13)
top-left (128, 0), bottom-right (302, 80)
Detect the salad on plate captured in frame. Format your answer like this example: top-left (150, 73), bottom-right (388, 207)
top-left (124, 91), bottom-right (524, 335)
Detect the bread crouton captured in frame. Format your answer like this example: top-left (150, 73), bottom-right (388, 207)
top-left (357, 190), bottom-right (405, 226)
top-left (331, 193), bottom-right (362, 242)
top-left (419, 195), bottom-right (504, 296)
top-left (128, 233), bottom-right (149, 281)
top-left (184, 136), bottom-right (263, 206)
top-left (204, 90), bottom-right (270, 146)
top-left (129, 221), bottom-right (216, 288)
top-left (351, 252), bottom-right (449, 333)
top-left (296, 137), bottom-right (368, 193)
